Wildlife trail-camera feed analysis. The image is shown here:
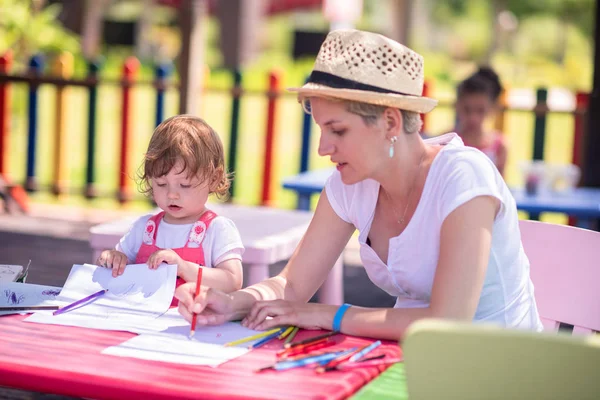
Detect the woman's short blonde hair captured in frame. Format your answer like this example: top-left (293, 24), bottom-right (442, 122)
top-left (138, 115), bottom-right (230, 199)
top-left (301, 96), bottom-right (422, 134)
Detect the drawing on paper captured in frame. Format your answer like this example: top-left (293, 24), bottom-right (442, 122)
top-left (92, 265), bottom-right (167, 301)
top-left (4, 290), bottom-right (25, 305)
top-left (42, 289), bottom-right (61, 297)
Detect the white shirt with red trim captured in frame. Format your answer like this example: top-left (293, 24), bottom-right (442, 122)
top-left (116, 213), bottom-right (244, 268)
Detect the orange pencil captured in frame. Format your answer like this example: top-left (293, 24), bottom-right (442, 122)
top-left (189, 267), bottom-right (203, 339)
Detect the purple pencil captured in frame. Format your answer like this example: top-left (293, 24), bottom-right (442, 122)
top-left (53, 289), bottom-right (108, 316)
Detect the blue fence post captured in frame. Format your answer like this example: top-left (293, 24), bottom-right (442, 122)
top-left (25, 54), bottom-right (44, 192)
top-left (155, 63), bottom-right (172, 127)
top-left (297, 75), bottom-right (313, 210)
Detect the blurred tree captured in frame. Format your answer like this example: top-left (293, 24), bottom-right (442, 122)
top-left (432, 0), bottom-right (595, 64)
top-left (0, 0), bottom-right (80, 68)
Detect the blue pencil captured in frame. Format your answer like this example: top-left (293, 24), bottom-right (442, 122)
top-left (348, 340), bottom-right (382, 362)
top-left (249, 327), bottom-right (285, 349)
top-left (53, 289), bottom-right (108, 316)
top-left (274, 348), bottom-right (356, 371)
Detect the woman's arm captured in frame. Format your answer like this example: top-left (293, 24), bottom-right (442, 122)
top-left (177, 191), bottom-right (356, 323)
top-left (243, 195), bottom-right (498, 341)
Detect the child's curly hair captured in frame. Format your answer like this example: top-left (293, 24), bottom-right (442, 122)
top-left (137, 115), bottom-right (231, 200)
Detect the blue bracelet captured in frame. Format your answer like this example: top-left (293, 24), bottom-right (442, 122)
top-left (332, 303), bottom-right (352, 332)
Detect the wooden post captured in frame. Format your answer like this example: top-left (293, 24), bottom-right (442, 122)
top-left (178, 0), bottom-right (208, 115)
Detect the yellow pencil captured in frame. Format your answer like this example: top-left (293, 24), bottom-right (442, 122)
top-left (284, 326), bottom-right (300, 345)
top-left (224, 327), bottom-right (282, 347)
top-left (278, 326), bottom-right (294, 340)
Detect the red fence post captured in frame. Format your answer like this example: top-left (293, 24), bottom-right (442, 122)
top-left (261, 70), bottom-right (281, 206)
top-left (118, 56), bottom-right (140, 203)
top-left (569, 91), bottom-right (589, 226)
top-left (0, 50), bottom-right (13, 178)
top-left (420, 80), bottom-right (429, 133)
top-left (573, 92), bottom-right (589, 169)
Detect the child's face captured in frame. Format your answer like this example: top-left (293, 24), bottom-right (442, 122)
top-left (456, 93), bottom-right (495, 134)
top-left (151, 160), bottom-right (211, 224)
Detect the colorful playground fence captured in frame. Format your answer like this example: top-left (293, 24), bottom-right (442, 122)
top-left (0, 51), bottom-right (590, 207)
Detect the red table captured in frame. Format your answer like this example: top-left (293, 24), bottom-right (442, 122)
top-left (0, 315), bottom-right (400, 399)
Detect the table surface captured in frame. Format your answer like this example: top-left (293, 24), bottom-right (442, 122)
top-left (0, 315), bottom-right (400, 400)
top-left (283, 168), bottom-right (600, 218)
top-left (89, 203), bottom-right (314, 265)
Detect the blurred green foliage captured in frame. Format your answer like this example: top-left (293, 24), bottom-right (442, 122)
top-left (0, 0), bottom-right (80, 68)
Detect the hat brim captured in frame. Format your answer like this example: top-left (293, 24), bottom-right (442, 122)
top-left (288, 82), bottom-right (438, 114)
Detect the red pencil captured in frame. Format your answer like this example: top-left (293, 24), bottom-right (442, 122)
top-left (188, 267), bottom-right (203, 339)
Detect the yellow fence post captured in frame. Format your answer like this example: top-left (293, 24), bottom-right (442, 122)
top-left (51, 51), bottom-right (74, 196)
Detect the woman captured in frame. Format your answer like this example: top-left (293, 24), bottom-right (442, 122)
top-left (176, 29), bottom-right (542, 340)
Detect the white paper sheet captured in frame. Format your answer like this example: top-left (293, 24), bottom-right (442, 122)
top-left (102, 309), bottom-right (265, 366)
top-left (26, 263), bottom-right (177, 329)
top-left (0, 282), bottom-right (61, 316)
top-left (102, 332), bottom-right (250, 366)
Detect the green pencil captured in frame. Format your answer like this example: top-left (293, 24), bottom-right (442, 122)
top-left (284, 326), bottom-right (300, 345)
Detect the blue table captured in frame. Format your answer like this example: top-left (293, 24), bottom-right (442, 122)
top-left (282, 168), bottom-right (600, 229)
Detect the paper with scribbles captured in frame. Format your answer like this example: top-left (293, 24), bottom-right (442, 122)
top-left (0, 282), bottom-right (61, 316)
top-left (26, 263), bottom-right (176, 329)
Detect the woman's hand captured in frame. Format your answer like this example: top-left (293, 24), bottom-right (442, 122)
top-left (147, 249), bottom-right (182, 271)
top-left (242, 300), bottom-right (335, 331)
top-left (97, 250), bottom-right (128, 277)
top-left (175, 282), bottom-right (236, 326)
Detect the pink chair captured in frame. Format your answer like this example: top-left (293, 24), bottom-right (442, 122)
top-left (519, 220), bottom-right (600, 334)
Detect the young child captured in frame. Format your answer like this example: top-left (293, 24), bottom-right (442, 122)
top-left (97, 115), bottom-right (244, 306)
top-left (452, 67), bottom-right (508, 176)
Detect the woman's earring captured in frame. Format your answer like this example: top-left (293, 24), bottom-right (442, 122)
top-left (389, 136), bottom-right (398, 158)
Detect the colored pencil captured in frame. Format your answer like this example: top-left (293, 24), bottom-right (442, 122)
top-left (189, 267), bottom-right (203, 339)
top-left (279, 339), bottom-right (337, 360)
top-left (249, 327), bottom-right (285, 349)
top-left (53, 289), bottom-right (108, 316)
top-left (278, 326), bottom-right (294, 339)
top-left (278, 337), bottom-right (336, 358)
top-left (348, 340), bottom-right (382, 362)
top-left (0, 305), bottom-right (59, 312)
top-left (285, 330), bottom-right (338, 349)
top-left (224, 327), bottom-right (282, 347)
top-left (337, 357), bottom-right (403, 370)
top-left (357, 353), bottom-right (386, 363)
top-left (273, 349), bottom-right (355, 371)
top-left (283, 326), bottom-right (299, 345)
top-left (316, 343), bottom-right (371, 373)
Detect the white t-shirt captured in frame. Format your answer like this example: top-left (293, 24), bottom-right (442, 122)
top-left (325, 133), bottom-right (542, 331)
top-left (116, 213), bottom-right (244, 268)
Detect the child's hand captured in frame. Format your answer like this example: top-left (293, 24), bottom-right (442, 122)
top-left (97, 250), bottom-right (128, 277)
top-left (147, 249), bottom-right (182, 271)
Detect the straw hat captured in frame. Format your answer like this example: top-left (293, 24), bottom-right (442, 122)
top-left (289, 29), bottom-right (438, 113)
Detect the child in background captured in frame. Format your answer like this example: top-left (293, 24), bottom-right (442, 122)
top-left (97, 115), bottom-right (244, 306)
top-left (452, 67), bottom-right (508, 176)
